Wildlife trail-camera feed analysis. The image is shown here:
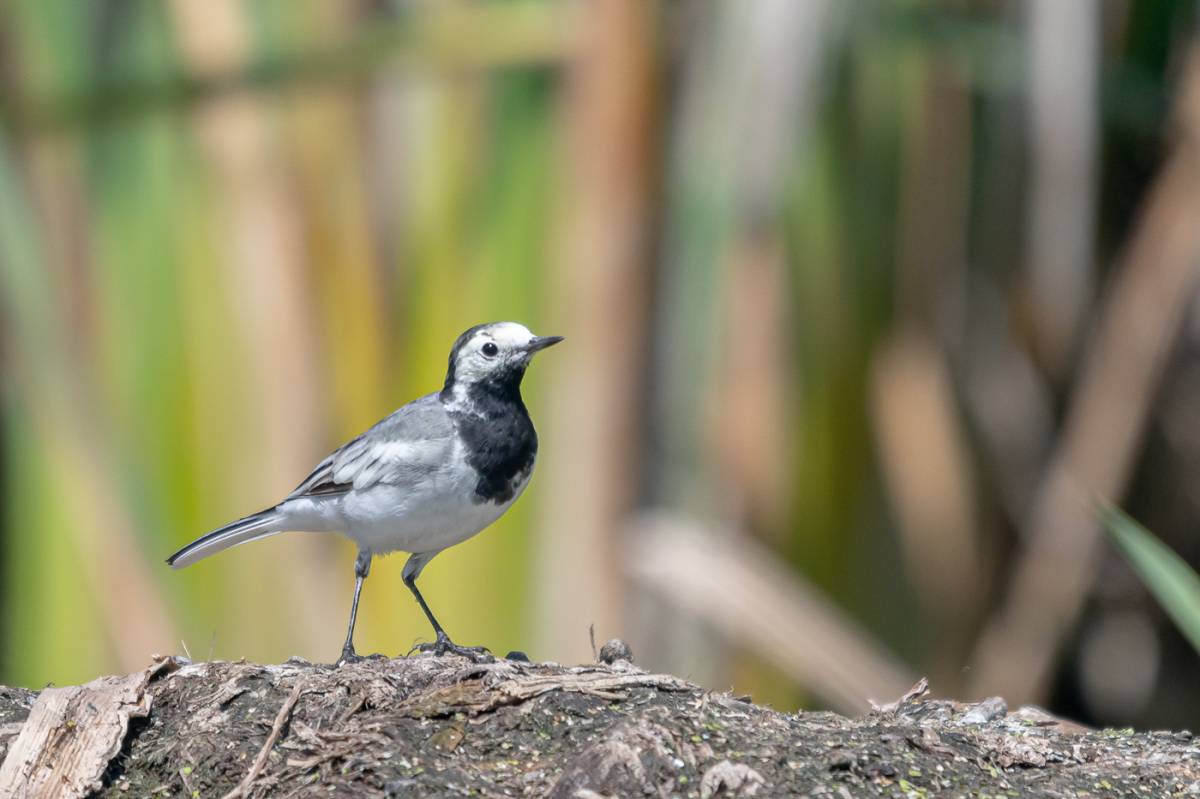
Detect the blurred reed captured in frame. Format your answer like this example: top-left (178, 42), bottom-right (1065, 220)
top-left (1, 0), bottom-right (1199, 731)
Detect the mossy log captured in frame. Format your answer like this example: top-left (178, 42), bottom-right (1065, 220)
top-left (0, 652), bottom-right (1197, 797)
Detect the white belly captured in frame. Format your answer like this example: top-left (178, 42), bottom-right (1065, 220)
top-left (276, 440), bottom-right (531, 556)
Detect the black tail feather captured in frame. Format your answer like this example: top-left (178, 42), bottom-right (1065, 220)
top-left (166, 508), bottom-right (278, 568)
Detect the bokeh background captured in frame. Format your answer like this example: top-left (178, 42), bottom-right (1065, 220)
top-left (3, 0), bottom-right (1200, 731)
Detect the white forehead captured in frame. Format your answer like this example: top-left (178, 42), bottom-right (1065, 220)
top-left (479, 322), bottom-right (535, 347)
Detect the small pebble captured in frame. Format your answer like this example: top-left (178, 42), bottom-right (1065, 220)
top-left (598, 639), bottom-right (633, 665)
top-left (961, 696), bottom-right (1008, 725)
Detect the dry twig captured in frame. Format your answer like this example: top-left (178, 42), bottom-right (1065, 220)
top-left (221, 681), bottom-right (304, 799)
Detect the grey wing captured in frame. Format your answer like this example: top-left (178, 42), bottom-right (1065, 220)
top-left (287, 394), bottom-right (455, 499)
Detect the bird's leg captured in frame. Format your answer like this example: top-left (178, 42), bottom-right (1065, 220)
top-left (338, 550), bottom-right (372, 664)
top-left (402, 569), bottom-right (492, 663)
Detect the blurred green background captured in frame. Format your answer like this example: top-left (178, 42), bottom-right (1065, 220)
top-left (3, 0), bottom-right (1200, 732)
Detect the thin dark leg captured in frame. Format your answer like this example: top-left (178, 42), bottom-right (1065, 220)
top-left (339, 550), bottom-right (371, 663)
top-left (404, 574), bottom-right (447, 637)
top-left (402, 560), bottom-right (491, 663)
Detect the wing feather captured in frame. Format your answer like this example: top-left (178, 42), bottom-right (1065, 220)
top-left (287, 394), bottom-right (454, 500)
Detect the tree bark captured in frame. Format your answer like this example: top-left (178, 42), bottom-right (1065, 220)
top-left (0, 654), bottom-right (1196, 798)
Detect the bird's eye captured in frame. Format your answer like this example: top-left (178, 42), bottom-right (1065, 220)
top-left (481, 342), bottom-right (499, 358)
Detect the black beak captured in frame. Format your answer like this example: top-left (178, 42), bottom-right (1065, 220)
top-left (526, 335), bottom-right (564, 353)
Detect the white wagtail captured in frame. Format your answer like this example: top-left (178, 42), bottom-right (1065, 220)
top-left (167, 322), bottom-right (562, 662)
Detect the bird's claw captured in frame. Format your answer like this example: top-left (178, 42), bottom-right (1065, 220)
top-left (337, 648), bottom-right (387, 666)
top-left (409, 632), bottom-right (493, 663)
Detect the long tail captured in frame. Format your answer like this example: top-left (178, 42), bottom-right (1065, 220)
top-left (166, 508), bottom-right (283, 569)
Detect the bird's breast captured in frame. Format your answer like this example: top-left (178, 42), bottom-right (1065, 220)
top-left (450, 402), bottom-right (538, 505)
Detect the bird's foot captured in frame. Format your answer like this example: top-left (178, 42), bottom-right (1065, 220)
top-left (337, 647), bottom-right (387, 666)
top-left (409, 632), bottom-right (493, 663)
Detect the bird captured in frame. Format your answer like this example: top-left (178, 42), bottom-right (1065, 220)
top-left (166, 321), bottom-right (562, 663)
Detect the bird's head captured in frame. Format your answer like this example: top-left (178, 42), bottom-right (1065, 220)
top-left (441, 322), bottom-right (562, 404)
